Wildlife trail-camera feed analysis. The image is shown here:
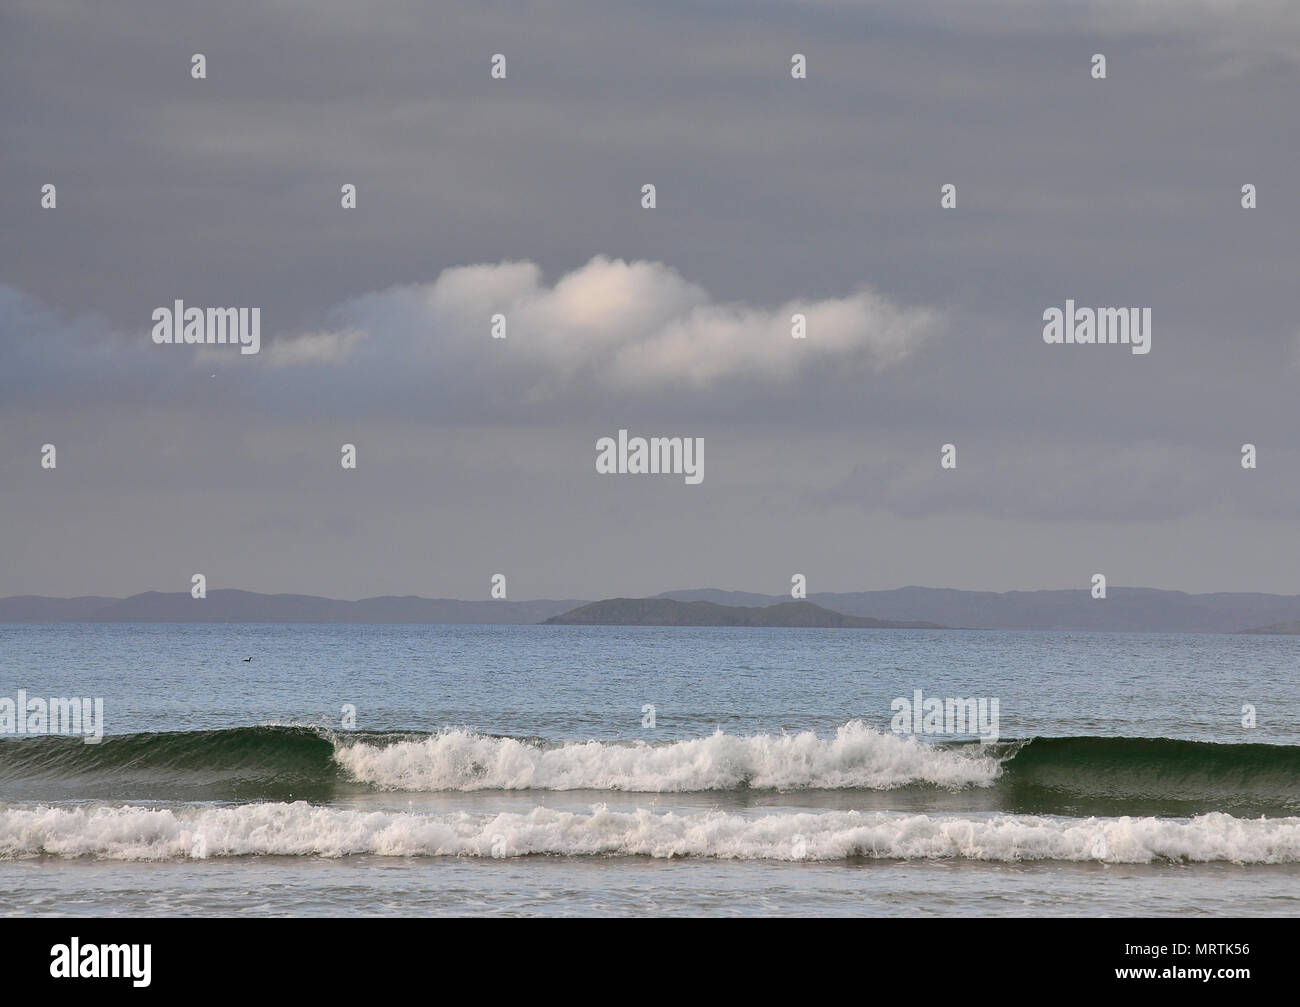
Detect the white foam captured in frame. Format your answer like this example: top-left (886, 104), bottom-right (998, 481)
top-left (3, 803), bottom-right (1298, 863)
top-left (331, 721), bottom-right (1001, 792)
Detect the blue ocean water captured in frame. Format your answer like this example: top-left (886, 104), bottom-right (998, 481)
top-left (1, 624), bottom-right (1298, 916)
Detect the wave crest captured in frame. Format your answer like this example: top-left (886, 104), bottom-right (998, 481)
top-left (332, 721), bottom-right (1001, 792)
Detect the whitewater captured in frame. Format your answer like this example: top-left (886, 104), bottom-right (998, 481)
top-left (4, 803), bottom-right (1299, 864)
top-left (331, 721), bottom-right (1003, 792)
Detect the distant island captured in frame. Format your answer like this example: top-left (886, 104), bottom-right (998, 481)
top-left (544, 598), bottom-right (946, 628)
top-left (1239, 619), bottom-right (1300, 635)
top-left (4, 585), bottom-right (1300, 631)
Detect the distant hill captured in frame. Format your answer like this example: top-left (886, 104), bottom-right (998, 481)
top-left (1239, 619), bottom-right (1300, 635)
top-left (0, 590), bottom-right (584, 625)
top-left (658, 587), bottom-right (1300, 633)
top-left (5, 585), bottom-right (1300, 631)
top-left (544, 598), bottom-right (946, 628)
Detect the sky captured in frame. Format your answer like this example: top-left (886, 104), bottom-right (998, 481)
top-left (3, 0), bottom-right (1300, 599)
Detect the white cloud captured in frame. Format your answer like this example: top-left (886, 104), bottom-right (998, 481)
top-left (295, 255), bottom-right (941, 395)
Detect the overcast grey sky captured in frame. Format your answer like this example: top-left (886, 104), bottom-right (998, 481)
top-left (3, 0), bottom-right (1300, 599)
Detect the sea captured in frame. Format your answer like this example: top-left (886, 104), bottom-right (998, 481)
top-left (1, 623), bottom-right (1298, 917)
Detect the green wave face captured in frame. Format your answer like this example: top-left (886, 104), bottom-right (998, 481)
top-left (0, 726), bottom-right (349, 802)
top-left (992, 736), bottom-right (1300, 818)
